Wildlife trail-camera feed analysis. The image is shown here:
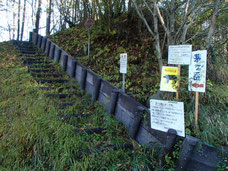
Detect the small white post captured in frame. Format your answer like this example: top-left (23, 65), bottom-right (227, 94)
top-left (120, 53), bottom-right (127, 93)
top-left (122, 73), bottom-right (125, 93)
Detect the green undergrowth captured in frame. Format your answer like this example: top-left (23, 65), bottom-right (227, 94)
top-left (0, 42), bottom-right (174, 170)
top-left (50, 23), bottom-right (228, 147)
top-left (51, 24), bottom-right (160, 105)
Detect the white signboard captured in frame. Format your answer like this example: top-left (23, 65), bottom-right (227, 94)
top-left (188, 50), bottom-right (207, 92)
top-left (168, 45), bottom-right (192, 65)
top-left (150, 99), bottom-right (185, 137)
top-left (120, 53), bottom-right (127, 74)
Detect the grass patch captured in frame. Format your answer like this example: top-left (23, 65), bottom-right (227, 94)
top-left (0, 42), bottom-right (170, 170)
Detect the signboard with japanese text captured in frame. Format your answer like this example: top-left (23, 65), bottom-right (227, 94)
top-left (120, 53), bottom-right (127, 74)
top-left (168, 45), bottom-right (192, 65)
top-left (160, 66), bottom-right (179, 92)
top-left (84, 19), bottom-right (94, 29)
top-left (150, 99), bottom-right (185, 137)
top-left (188, 50), bottom-right (207, 92)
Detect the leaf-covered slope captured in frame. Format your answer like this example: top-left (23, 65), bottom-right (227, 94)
top-left (50, 23), bottom-right (228, 147)
top-left (51, 24), bottom-right (160, 105)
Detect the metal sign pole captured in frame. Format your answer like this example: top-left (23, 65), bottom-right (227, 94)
top-left (84, 19), bottom-right (94, 64)
top-left (88, 29), bottom-right (90, 62)
top-left (122, 73), bottom-right (125, 93)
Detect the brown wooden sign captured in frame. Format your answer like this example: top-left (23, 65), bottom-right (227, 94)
top-left (85, 19), bottom-right (94, 29)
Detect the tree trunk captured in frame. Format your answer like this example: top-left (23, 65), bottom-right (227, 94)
top-left (46, 0), bottom-right (52, 36)
top-left (12, 0), bottom-right (16, 39)
top-left (132, 0), bottom-right (163, 73)
top-left (20, 0), bottom-right (26, 41)
top-left (8, 24), bottom-right (11, 40)
top-left (206, 0), bottom-right (221, 79)
top-left (153, 4), bottom-right (163, 73)
top-left (95, 0), bottom-right (102, 20)
top-left (128, 0), bottom-right (132, 13)
top-left (17, 0), bottom-right (21, 41)
top-left (207, 0), bottom-right (220, 52)
top-left (34, 0), bottom-right (41, 33)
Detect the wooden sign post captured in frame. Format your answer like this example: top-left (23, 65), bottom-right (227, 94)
top-left (176, 64), bottom-right (181, 99)
top-left (188, 50), bottom-right (207, 126)
top-left (195, 92), bottom-right (199, 126)
top-left (84, 19), bottom-right (94, 63)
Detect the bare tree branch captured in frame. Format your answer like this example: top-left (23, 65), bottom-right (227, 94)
top-left (132, 0), bottom-right (155, 37)
top-left (154, 1), bottom-right (169, 35)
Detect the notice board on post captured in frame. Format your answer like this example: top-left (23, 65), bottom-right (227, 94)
top-left (120, 53), bottom-right (127, 74)
top-left (168, 45), bottom-right (192, 65)
top-left (150, 99), bottom-right (185, 137)
top-left (160, 66), bottom-right (179, 92)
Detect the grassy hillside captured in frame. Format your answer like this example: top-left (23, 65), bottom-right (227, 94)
top-left (50, 23), bottom-right (228, 147)
top-left (0, 42), bottom-right (170, 170)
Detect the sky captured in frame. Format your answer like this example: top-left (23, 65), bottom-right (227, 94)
top-left (0, 0), bottom-right (48, 42)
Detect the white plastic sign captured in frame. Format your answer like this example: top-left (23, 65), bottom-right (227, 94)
top-left (188, 50), bottom-right (207, 92)
top-left (168, 45), bottom-right (192, 65)
top-left (150, 99), bottom-right (185, 137)
top-left (120, 53), bottom-right (127, 74)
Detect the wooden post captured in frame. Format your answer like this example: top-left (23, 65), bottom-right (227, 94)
top-left (176, 64), bottom-right (181, 99)
top-left (195, 92), bottom-right (199, 126)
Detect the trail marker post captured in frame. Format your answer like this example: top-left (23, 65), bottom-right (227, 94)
top-left (85, 19), bottom-right (94, 63)
top-left (120, 53), bottom-right (127, 93)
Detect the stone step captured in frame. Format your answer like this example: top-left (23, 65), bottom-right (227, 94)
top-left (29, 69), bottom-right (55, 73)
top-left (20, 50), bottom-right (36, 53)
top-left (19, 54), bottom-right (40, 57)
top-left (35, 79), bottom-right (68, 84)
top-left (58, 113), bottom-right (93, 120)
top-left (31, 73), bottom-right (62, 78)
top-left (28, 64), bottom-right (53, 68)
top-left (45, 93), bottom-right (75, 98)
top-left (24, 61), bottom-right (50, 65)
top-left (18, 49), bottom-right (37, 53)
top-left (77, 143), bottom-right (133, 158)
top-left (20, 51), bottom-right (36, 54)
top-left (74, 128), bottom-right (105, 135)
top-left (22, 57), bottom-right (43, 61)
top-left (58, 103), bottom-right (74, 109)
top-left (39, 86), bottom-right (75, 91)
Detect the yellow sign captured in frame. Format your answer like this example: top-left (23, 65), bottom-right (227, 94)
top-left (160, 66), bottom-right (179, 92)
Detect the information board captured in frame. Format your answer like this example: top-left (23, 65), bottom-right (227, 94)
top-left (168, 45), bottom-right (192, 65)
top-left (120, 53), bottom-right (127, 74)
top-left (160, 66), bottom-right (178, 92)
top-left (188, 50), bottom-right (207, 92)
top-left (150, 99), bottom-right (185, 137)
